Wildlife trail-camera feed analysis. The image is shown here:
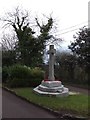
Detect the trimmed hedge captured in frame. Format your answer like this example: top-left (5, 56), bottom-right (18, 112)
top-left (3, 65), bottom-right (45, 88)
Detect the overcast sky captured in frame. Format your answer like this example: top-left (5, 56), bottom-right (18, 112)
top-left (0, 0), bottom-right (89, 50)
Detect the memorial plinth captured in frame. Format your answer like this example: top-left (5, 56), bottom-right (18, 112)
top-left (34, 80), bottom-right (69, 97)
top-left (33, 45), bottom-right (69, 97)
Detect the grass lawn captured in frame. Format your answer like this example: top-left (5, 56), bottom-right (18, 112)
top-left (13, 87), bottom-right (89, 117)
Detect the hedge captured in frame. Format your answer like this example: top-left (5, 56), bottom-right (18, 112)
top-left (3, 65), bottom-right (45, 88)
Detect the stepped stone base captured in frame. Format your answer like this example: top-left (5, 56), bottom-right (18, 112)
top-left (33, 80), bottom-right (69, 97)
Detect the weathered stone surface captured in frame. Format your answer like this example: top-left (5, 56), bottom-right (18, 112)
top-left (48, 45), bottom-right (56, 81)
top-left (38, 84), bottom-right (64, 92)
top-left (34, 80), bottom-right (69, 96)
top-left (33, 86), bottom-right (69, 97)
top-left (41, 80), bottom-right (62, 88)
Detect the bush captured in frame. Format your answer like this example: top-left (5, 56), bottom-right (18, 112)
top-left (7, 78), bottom-right (32, 88)
top-left (2, 66), bottom-right (8, 83)
top-left (30, 67), bottom-right (44, 78)
top-left (5, 65), bottom-right (45, 88)
top-left (8, 65), bottom-right (31, 79)
top-left (29, 67), bottom-right (45, 87)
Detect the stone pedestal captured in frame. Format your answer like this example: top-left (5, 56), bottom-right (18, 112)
top-left (33, 80), bottom-right (69, 97)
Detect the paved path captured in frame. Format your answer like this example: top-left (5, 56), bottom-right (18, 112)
top-left (2, 89), bottom-right (57, 118)
top-left (65, 85), bottom-right (89, 95)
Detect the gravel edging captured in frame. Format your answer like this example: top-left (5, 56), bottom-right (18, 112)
top-left (2, 86), bottom-right (89, 120)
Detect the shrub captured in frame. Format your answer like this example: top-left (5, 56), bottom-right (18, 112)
top-left (28, 67), bottom-right (45, 87)
top-left (6, 65), bottom-right (45, 88)
top-left (8, 65), bottom-right (31, 80)
top-left (30, 67), bottom-right (44, 78)
top-left (2, 66), bottom-right (8, 83)
top-left (7, 78), bottom-right (29, 88)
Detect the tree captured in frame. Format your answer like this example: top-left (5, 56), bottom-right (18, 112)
top-left (1, 33), bottom-right (17, 50)
top-left (1, 7), bottom-right (57, 67)
top-left (0, 47), bottom-right (2, 67)
top-left (55, 52), bottom-right (76, 80)
top-left (68, 26), bottom-right (90, 82)
top-left (1, 34), bottom-right (17, 66)
top-left (68, 27), bottom-right (90, 67)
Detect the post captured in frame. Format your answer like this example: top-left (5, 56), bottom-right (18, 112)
top-left (48, 45), bottom-right (56, 81)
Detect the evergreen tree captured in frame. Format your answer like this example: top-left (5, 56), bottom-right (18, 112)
top-left (1, 7), bottom-right (54, 67)
top-left (68, 27), bottom-right (90, 82)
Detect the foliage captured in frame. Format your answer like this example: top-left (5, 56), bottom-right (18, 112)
top-left (2, 50), bottom-right (16, 67)
top-left (30, 67), bottom-right (44, 78)
top-left (55, 51), bottom-right (88, 85)
top-left (2, 34), bottom-right (17, 67)
top-left (74, 66), bottom-right (88, 84)
top-left (55, 52), bottom-right (76, 80)
top-left (3, 65), bottom-right (44, 87)
top-left (54, 27), bottom-right (90, 85)
top-left (68, 27), bottom-right (90, 69)
top-left (1, 34), bottom-right (17, 51)
top-left (1, 7), bottom-right (58, 67)
top-left (8, 65), bottom-right (30, 79)
top-left (2, 66), bottom-right (8, 83)
top-left (68, 26), bottom-right (90, 84)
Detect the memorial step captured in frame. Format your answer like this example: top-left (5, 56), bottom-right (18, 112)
top-left (38, 84), bottom-right (64, 92)
top-left (34, 86), bottom-right (69, 97)
top-left (41, 80), bottom-right (62, 87)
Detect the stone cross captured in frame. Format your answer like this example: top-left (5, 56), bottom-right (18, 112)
top-left (48, 45), bottom-right (56, 81)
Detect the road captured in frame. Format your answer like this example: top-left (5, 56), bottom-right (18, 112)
top-left (2, 89), bottom-right (57, 118)
top-left (0, 87), bottom-right (2, 119)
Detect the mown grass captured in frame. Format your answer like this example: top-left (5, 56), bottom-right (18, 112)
top-left (13, 87), bottom-right (89, 117)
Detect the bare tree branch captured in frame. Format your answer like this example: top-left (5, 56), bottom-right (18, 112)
top-left (1, 33), bottom-right (17, 51)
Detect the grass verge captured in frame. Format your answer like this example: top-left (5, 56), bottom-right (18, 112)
top-left (13, 87), bottom-right (89, 117)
